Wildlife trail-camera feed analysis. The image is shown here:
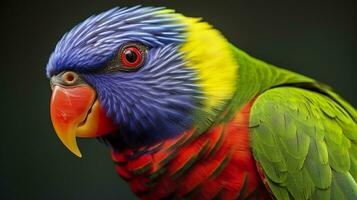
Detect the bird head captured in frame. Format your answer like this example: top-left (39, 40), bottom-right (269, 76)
top-left (47, 6), bottom-right (238, 157)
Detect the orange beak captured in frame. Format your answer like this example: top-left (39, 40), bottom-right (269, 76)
top-left (50, 85), bottom-right (117, 157)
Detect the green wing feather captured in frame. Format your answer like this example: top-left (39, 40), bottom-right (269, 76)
top-left (249, 87), bottom-right (357, 200)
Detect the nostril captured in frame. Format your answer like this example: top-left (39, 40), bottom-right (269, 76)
top-left (62, 71), bottom-right (78, 85)
top-left (66, 74), bottom-right (74, 82)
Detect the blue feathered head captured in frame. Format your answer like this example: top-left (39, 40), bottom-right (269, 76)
top-left (47, 6), bottom-right (238, 156)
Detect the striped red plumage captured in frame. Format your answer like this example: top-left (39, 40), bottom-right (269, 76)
top-left (111, 99), bottom-right (271, 199)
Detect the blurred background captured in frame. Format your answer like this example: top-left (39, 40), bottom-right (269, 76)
top-left (1, 0), bottom-right (356, 199)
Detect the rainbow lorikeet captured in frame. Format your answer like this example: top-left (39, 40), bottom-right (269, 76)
top-left (46, 6), bottom-right (357, 200)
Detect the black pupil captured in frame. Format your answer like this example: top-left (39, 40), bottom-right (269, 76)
top-left (125, 50), bottom-right (137, 63)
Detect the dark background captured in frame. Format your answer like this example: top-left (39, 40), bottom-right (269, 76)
top-left (1, 0), bottom-right (356, 199)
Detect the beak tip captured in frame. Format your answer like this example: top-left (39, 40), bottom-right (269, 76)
top-left (65, 142), bottom-right (83, 158)
top-left (56, 131), bottom-right (83, 158)
top-left (73, 150), bottom-right (83, 158)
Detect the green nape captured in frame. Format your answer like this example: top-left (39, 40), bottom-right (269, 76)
top-left (218, 44), bottom-right (357, 124)
top-left (220, 44), bottom-right (314, 123)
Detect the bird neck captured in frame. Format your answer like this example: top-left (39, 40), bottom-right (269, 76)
top-left (218, 45), bottom-right (315, 123)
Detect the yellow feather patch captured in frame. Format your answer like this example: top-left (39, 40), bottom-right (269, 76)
top-left (179, 16), bottom-right (238, 111)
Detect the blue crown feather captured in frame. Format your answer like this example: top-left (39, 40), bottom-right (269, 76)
top-left (46, 6), bottom-right (186, 77)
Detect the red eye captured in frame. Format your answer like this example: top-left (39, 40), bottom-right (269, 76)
top-left (120, 46), bottom-right (143, 68)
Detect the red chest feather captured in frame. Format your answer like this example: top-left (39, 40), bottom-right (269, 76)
top-left (111, 101), bottom-right (271, 199)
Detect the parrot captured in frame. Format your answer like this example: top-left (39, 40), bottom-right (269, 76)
top-left (46, 6), bottom-right (357, 200)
